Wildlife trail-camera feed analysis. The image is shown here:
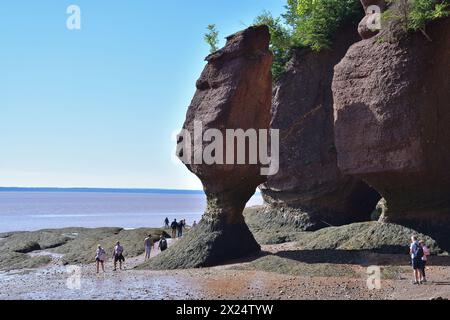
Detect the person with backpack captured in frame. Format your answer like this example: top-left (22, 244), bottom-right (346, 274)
top-left (419, 240), bottom-right (431, 283)
top-left (112, 241), bottom-right (125, 271)
top-left (170, 219), bottom-right (178, 239)
top-left (95, 244), bottom-right (107, 273)
top-left (410, 235), bottom-right (424, 284)
top-left (158, 234), bottom-right (168, 252)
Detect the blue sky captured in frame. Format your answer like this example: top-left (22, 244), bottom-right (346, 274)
top-left (0, 0), bottom-right (285, 189)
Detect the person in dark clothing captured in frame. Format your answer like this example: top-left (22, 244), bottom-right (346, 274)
top-left (158, 234), bottom-right (168, 252)
top-left (112, 241), bottom-right (125, 271)
top-left (177, 219), bottom-right (185, 238)
top-left (164, 217), bottom-right (169, 229)
top-left (410, 235), bottom-right (423, 284)
top-left (170, 219), bottom-right (178, 238)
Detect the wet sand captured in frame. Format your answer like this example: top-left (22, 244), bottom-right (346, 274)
top-left (1, 239), bottom-right (449, 300)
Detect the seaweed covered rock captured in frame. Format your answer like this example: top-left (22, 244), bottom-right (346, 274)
top-left (333, 16), bottom-right (450, 249)
top-left (244, 205), bottom-right (314, 244)
top-left (260, 26), bottom-right (380, 230)
top-left (296, 222), bottom-right (443, 255)
top-left (147, 26), bottom-right (273, 269)
top-left (0, 227), bottom-right (167, 271)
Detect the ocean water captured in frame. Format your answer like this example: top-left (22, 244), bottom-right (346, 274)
top-left (0, 191), bottom-right (263, 232)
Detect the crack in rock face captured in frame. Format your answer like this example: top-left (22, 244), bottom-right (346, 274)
top-left (147, 25), bottom-right (273, 269)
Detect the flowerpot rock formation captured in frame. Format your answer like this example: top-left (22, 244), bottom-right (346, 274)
top-left (260, 26), bottom-right (380, 230)
top-left (333, 15), bottom-right (450, 249)
top-left (148, 25), bottom-right (273, 269)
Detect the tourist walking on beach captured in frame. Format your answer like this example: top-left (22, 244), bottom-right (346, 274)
top-left (113, 241), bottom-right (125, 271)
top-left (410, 235), bottom-right (424, 284)
top-left (158, 234), bottom-right (168, 252)
top-left (420, 240), bottom-right (430, 283)
top-left (164, 217), bottom-right (169, 229)
top-left (171, 219), bottom-right (178, 238)
top-left (144, 235), bottom-right (154, 261)
top-left (177, 219), bottom-right (185, 237)
top-left (95, 245), bottom-right (107, 273)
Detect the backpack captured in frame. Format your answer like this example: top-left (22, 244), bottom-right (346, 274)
top-left (160, 239), bottom-right (167, 251)
top-left (413, 243), bottom-right (424, 259)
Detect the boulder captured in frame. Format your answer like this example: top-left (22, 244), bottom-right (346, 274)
top-left (148, 26), bottom-right (273, 269)
top-left (244, 205), bottom-right (315, 244)
top-left (333, 17), bottom-right (450, 249)
top-left (260, 26), bottom-right (380, 230)
top-left (296, 221), bottom-right (443, 255)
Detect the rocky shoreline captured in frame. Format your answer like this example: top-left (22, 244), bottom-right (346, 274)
top-left (1, 207), bottom-right (447, 272)
top-left (0, 227), bottom-right (170, 271)
top-left (0, 208), bottom-right (449, 300)
top-left (0, 224), bottom-right (449, 300)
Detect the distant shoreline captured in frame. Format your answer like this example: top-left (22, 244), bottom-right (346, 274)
top-left (0, 187), bottom-right (205, 194)
top-left (0, 187), bottom-right (262, 195)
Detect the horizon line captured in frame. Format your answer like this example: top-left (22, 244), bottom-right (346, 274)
top-left (0, 187), bottom-right (205, 194)
top-left (0, 186), bottom-right (262, 195)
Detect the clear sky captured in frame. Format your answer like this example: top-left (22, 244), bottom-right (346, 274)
top-left (0, 0), bottom-right (285, 190)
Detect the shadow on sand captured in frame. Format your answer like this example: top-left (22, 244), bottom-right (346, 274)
top-left (269, 249), bottom-right (450, 267)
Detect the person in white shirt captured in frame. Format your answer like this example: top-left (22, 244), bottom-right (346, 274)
top-left (95, 245), bottom-right (106, 273)
top-left (419, 240), bottom-right (430, 283)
